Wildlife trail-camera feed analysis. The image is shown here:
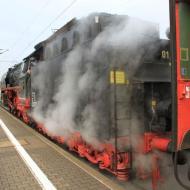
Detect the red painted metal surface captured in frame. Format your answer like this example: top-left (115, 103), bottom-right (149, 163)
top-left (175, 3), bottom-right (190, 150)
top-left (35, 123), bottom-right (131, 179)
top-left (142, 133), bottom-right (171, 153)
top-left (151, 137), bottom-right (171, 152)
top-left (151, 155), bottom-right (161, 190)
top-left (136, 152), bottom-right (162, 190)
top-left (1, 87), bottom-right (31, 124)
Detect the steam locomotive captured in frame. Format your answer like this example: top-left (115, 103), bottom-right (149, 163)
top-left (0, 13), bottom-right (187, 190)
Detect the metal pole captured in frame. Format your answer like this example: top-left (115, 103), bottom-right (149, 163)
top-left (169, 0), bottom-right (177, 152)
top-left (113, 67), bottom-right (118, 172)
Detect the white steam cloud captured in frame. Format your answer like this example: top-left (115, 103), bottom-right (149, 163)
top-left (32, 13), bottom-right (159, 146)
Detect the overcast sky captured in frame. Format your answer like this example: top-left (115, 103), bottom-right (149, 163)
top-left (0, 0), bottom-right (169, 77)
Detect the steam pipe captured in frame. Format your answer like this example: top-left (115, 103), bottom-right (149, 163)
top-left (151, 137), bottom-right (171, 152)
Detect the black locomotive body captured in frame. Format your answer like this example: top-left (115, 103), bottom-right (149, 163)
top-left (26, 13), bottom-right (171, 139)
top-left (1, 13), bottom-right (174, 189)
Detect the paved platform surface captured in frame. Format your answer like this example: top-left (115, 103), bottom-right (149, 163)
top-left (0, 126), bottom-right (41, 190)
top-left (0, 107), bottom-right (189, 190)
top-left (0, 107), bottom-right (127, 190)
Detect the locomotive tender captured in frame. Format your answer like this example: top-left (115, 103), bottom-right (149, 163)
top-left (0, 11), bottom-right (189, 190)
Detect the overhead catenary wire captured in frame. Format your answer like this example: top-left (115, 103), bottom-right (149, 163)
top-left (17, 0), bottom-right (78, 59)
top-left (8, 0), bottom-right (52, 51)
top-left (0, 60), bottom-right (18, 63)
top-left (0, 0), bottom-right (52, 76)
top-left (0, 49), bottom-right (9, 54)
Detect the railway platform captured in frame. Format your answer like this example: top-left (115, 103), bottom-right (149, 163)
top-left (0, 107), bottom-right (134, 190)
top-left (1, 107), bottom-right (189, 190)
